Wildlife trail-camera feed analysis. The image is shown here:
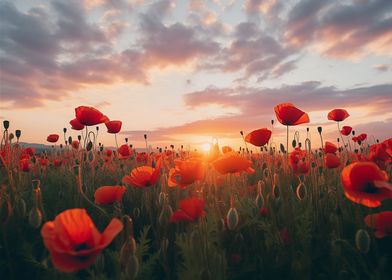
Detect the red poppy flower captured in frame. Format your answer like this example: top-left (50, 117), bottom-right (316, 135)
top-left (75, 106), bottom-right (109, 126)
top-left (53, 159), bottom-right (62, 168)
top-left (122, 159), bottom-right (161, 188)
top-left (341, 126), bottom-right (352, 136)
top-left (325, 153), bottom-right (341, 169)
top-left (352, 136), bottom-right (359, 143)
top-left (136, 152), bottom-right (149, 164)
top-left (324, 141), bottom-right (338, 154)
top-left (245, 128), bottom-right (272, 147)
top-left (105, 149), bottom-right (113, 157)
top-left (168, 159), bottom-right (205, 188)
top-left (212, 152), bottom-right (255, 175)
top-left (41, 208), bottom-right (123, 272)
top-left (47, 134), bottom-right (59, 143)
top-left (105, 120), bottom-right (122, 134)
top-left (289, 148), bottom-right (309, 175)
top-left (23, 147), bottom-right (35, 156)
top-left (222, 146), bottom-right (233, 154)
top-left (369, 143), bottom-right (391, 165)
top-left (19, 158), bottom-right (30, 172)
top-left (71, 140), bottom-right (79, 149)
top-left (364, 211), bottom-right (392, 238)
top-left (94, 186), bottom-right (126, 205)
top-left (357, 133), bottom-right (367, 142)
top-left (274, 103), bottom-right (310, 126)
top-left (40, 157), bottom-right (49, 166)
top-left (118, 144), bottom-right (132, 159)
top-left (170, 197), bottom-right (206, 222)
top-left (69, 119), bottom-right (85, 131)
top-left (341, 162), bottom-right (392, 207)
top-left (383, 138), bottom-right (392, 157)
top-left (328, 109), bottom-right (350, 122)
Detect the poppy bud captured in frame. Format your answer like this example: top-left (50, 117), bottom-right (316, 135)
top-left (226, 207), bottom-right (239, 230)
top-left (60, 144), bottom-right (63, 149)
top-left (355, 229), bottom-right (370, 254)
top-left (78, 135), bottom-right (82, 141)
top-left (3, 120), bottom-right (9, 130)
top-left (317, 127), bottom-right (322, 134)
top-left (271, 119), bottom-right (274, 125)
top-left (63, 128), bottom-right (67, 133)
top-left (15, 129), bottom-right (21, 139)
top-left (133, 207), bottom-right (140, 218)
top-left (96, 126), bottom-right (99, 131)
top-left (125, 137), bottom-right (128, 143)
top-left (337, 138), bottom-right (340, 143)
top-left (292, 139), bottom-right (296, 148)
top-left (68, 136), bottom-right (72, 143)
top-left (306, 127), bottom-right (309, 132)
top-left (144, 134), bottom-right (147, 140)
top-left (352, 130), bottom-right (355, 136)
top-left (9, 133), bottom-right (14, 141)
top-left (280, 143), bottom-right (285, 153)
top-left (296, 183), bottom-right (306, 200)
top-left (86, 141), bottom-right (93, 151)
top-left (28, 207), bottom-right (42, 228)
top-left (273, 184), bottom-right (280, 199)
top-left (16, 198), bottom-right (27, 217)
top-left (100, 146), bottom-right (104, 152)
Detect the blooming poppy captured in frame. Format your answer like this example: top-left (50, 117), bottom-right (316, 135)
top-left (94, 186), bottom-right (126, 205)
top-left (41, 208), bottom-right (123, 272)
top-left (212, 152), bottom-right (255, 175)
top-left (53, 159), bottom-right (62, 168)
top-left (341, 161), bottom-right (392, 207)
top-left (289, 148), bottom-right (309, 175)
top-left (369, 143), bottom-right (391, 167)
top-left (328, 109), bottom-right (350, 122)
top-left (222, 146), bottom-right (233, 154)
top-left (324, 141), bottom-right (338, 154)
top-left (245, 128), bottom-right (272, 147)
top-left (136, 152), bottom-right (149, 164)
top-left (122, 159), bottom-right (161, 188)
top-left (325, 153), bottom-right (341, 169)
top-left (23, 147), bottom-right (35, 156)
top-left (364, 211), bottom-right (392, 238)
top-left (19, 158), bottom-right (30, 172)
top-left (75, 106), bottom-right (109, 126)
top-left (357, 133), bottom-right (367, 142)
top-left (71, 140), bottom-right (79, 149)
top-left (170, 197), bottom-right (206, 222)
top-left (341, 126), bottom-right (352, 136)
top-left (383, 138), bottom-right (392, 157)
top-left (40, 157), bottom-right (49, 166)
top-left (105, 149), bottom-right (113, 157)
top-left (168, 158), bottom-right (205, 188)
top-left (274, 103), bottom-right (310, 126)
top-left (352, 136), bottom-right (359, 143)
top-left (47, 134), bottom-right (59, 143)
top-left (118, 144), bottom-right (132, 159)
top-left (105, 120), bottom-right (122, 134)
top-left (69, 118), bottom-right (85, 130)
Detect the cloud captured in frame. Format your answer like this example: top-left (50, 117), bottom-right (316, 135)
top-left (373, 64), bottom-right (392, 72)
top-left (284, 0), bottom-right (392, 58)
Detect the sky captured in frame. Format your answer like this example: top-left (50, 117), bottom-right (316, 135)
top-left (0, 0), bottom-right (391, 151)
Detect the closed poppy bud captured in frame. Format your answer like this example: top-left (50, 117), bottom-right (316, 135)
top-left (63, 128), bottom-right (67, 133)
top-left (78, 135), bottom-right (82, 141)
top-left (144, 134), bottom-right (147, 140)
top-left (226, 207), bottom-right (239, 230)
top-left (15, 130), bottom-right (21, 139)
top-left (292, 139), bottom-right (296, 148)
top-left (317, 127), bottom-right (322, 134)
top-left (355, 229), bottom-right (370, 253)
top-left (271, 119), bottom-right (274, 125)
top-left (3, 120), bottom-right (9, 130)
top-left (68, 136), bottom-right (72, 143)
top-left (86, 141), bottom-right (93, 151)
top-left (29, 207), bottom-right (42, 228)
top-left (9, 133), bottom-right (14, 140)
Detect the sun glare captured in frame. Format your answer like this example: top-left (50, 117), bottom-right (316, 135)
top-left (201, 143), bottom-right (211, 152)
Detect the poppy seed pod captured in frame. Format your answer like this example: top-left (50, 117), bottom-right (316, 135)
top-left (271, 119), bottom-right (274, 125)
top-left (3, 120), bottom-right (9, 130)
top-left (86, 141), bottom-right (93, 151)
top-left (63, 128), bottom-right (67, 133)
top-left (144, 134), bottom-right (147, 140)
top-left (317, 127), bottom-right (322, 134)
top-left (15, 129), bottom-right (21, 139)
top-left (355, 229), bottom-right (370, 253)
top-left (68, 136), bottom-right (72, 143)
top-left (9, 133), bottom-right (14, 141)
top-left (226, 207), bottom-right (239, 230)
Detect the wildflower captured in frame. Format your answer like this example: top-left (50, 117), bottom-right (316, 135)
top-left (105, 120), bottom-right (122, 134)
top-left (47, 134), bottom-right (59, 143)
top-left (328, 109), bottom-right (350, 122)
top-left (245, 128), bottom-right (272, 147)
top-left (325, 153), bottom-right (341, 169)
top-left (40, 208), bottom-right (123, 272)
top-left (341, 126), bottom-right (352, 136)
top-left (75, 106), bottom-right (109, 126)
top-left (170, 197), bottom-right (206, 222)
top-left (212, 152), bottom-right (254, 175)
top-left (122, 159), bottom-right (161, 188)
top-left (274, 103), bottom-right (309, 126)
top-left (168, 159), bottom-right (205, 188)
top-left (324, 141), bottom-right (338, 154)
top-left (94, 186), bottom-right (126, 205)
top-left (341, 162), bottom-right (392, 207)
top-left (364, 211), bottom-right (392, 238)
top-left (69, 118), bottom-right (85, 130)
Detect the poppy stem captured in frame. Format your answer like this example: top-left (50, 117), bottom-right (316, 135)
top-left (337, 122), bottom-right (347, 153)
top-left (114, 133), bottom-right (119, 150)
top-left (83, 126), bottom-right (88, 149)
top-left (286, 125), bottom-right (289, 156)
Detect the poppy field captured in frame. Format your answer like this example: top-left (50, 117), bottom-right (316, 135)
top-left (0, 104), bottom-right (391, 280)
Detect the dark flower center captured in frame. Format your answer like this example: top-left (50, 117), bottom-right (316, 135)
top-left (75, 243), bottom-right (90, 252)
top-left (363, 182), bottom-right (379, 194)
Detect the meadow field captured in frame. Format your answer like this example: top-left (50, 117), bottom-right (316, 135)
top-left (0, 105), bottom-right (391, 280)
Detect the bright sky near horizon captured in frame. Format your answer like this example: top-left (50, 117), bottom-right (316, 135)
top-left (1, 0), bottom-right (391, 151)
